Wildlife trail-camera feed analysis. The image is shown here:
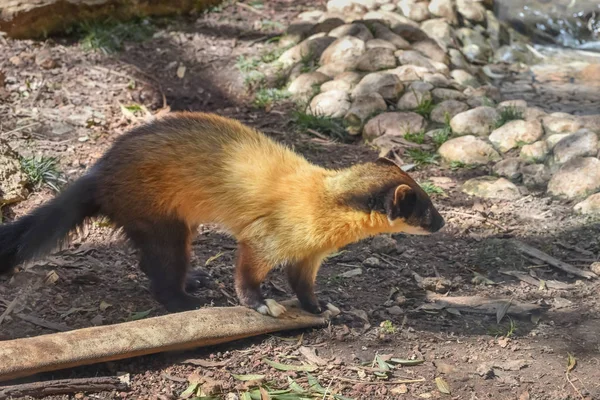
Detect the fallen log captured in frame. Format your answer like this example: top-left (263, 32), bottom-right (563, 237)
top-left (0, 300), bottom-right (337, 383)
top-left (0, 376), bottom-right (128, 400)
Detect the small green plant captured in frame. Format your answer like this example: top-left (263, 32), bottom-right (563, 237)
top-left (488, 317), bottom-right (517, 338)
top-left (292, 110), bottom-right (348, 140)
top-left (78, 18), bottom-right (154, 53)
top-left (254, 88), bottom-right (290, 109)
top-left (449, 160), bottom-right (477, 170)
top-left (404, 130), bottom-right (426, 144)
top-left (406, 148), bottom-right (439, 166)
top-left (432, 129), bottom-right (449, 147)
top-left (380, 320), bottom-right (396, 334)
top-left (236, 55), bottom-right (261, 73)
top-left (420, 181), bottom-right (445, 196)
top-left (21, 156), bottom-right (66, 192)
top-left (494, 105), bottom-right (523, 129)
top-left (414, 93), bottom-right (435, 118)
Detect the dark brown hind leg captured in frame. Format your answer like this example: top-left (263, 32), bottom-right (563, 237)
top-left (286, 257), bottom-right (327, 314)
top-left (125, 219), bottom-right (204, 312)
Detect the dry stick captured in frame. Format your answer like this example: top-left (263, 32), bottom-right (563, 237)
top-left (0, 376), bottom-right (128, 400)
top-left (0, 122), bottom-right (41, 137)
top-left (566, 372), bottom-right (585, 400)
top-left (513, 240), bottom-right (598, 280)
top-left (321, 375), bottom-right (425, 385)
top-left (15, 313), bottom-right (71, 332)
top-left (0, 295), bottom-right (19, 326)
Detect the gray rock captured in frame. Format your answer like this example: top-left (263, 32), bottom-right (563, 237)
top-left (288, 72), bottom-right (331, 96)
top-left (279, 36), bottom-right (337, 67)
top-left (524, 106), bottom-right (547, 121)
top-left (462, 177), bottom-right (521, 200)
top-left (552, 129), bottom-right (599, 165)
top-left (448, 48), bottom-right (471, 70)
top-left (489, 120), bottom-right (544, 153)
top-left (450, 69), bottom-right (478, 86)
top-left (320, 71), bottom-right (363, 92)
top-left (356, 48), bottom-right (397, 71)
top-left (352, 72), bottom-right (404, 100)
top-left (545, 133), bottom-right (571, 150)
top-left (493, 43), bottom-right (538, 64)
top-left (366, 39), bottom-right (397, 50)
top-left (438, 135), bottom-right (501, 165)
top-left (457, 28), bottom-right (492, 63)
top-left (320, 35), bottom-right (366, 65)
top-left (428, 0), bottom-right (458, 24)
top-left (456, 0), bottom-right (486, 22)
top-left (420, 18), bottom-right (454, 50)
top-left (327, 0), bottom-right (373, 13)
top-left (363, 112), bottom-right (426, 141)
top-left (310, 17), bottom-right (345, 36)
top-left (391, 23), bottom-right (429, 42)
top-left (548, 157), bottom-right (600, 199)
top-left (432, 88), bottom-right (467, 102)
top-left (409, 81), bottom-right (434, 92)
top-left (574, 193), bottom-right (600, 216)
top-left (317, 61), bottom-right (358, 77)
top-left (521, 164), bottom-right (551, 189)
top-left (0, 139), bottom-right (28, 204)
top-left (371, 234), bottom-right (397, 253)
top-left (281, 22), bottom-right (314, 47)
top-left (411, 39), bottom-right (449, 64)
top-left (363, 256), bottom-right (382, 268)
top-left (397, 0), bottom-right (430, 22)
top-left (423, 72), bottom-right (452, 87)
top-left (542, 114), bottom-right (584, 135)
top-left (329, 23), bottom-right (374, 42)
top-left (520, 141), bottom-right (549, 164)
top-left (344, 93), bottom-right (388, 132)
top-left (388, 65), bottom-right (430, 81)
top-left (451, 106), bottom-right (499, 136)
top-left (464, 85), bottom-right (502, 102)
top-left (430, 100), bottom-right (469, 123)
top-left (307, 90), bottom-right (351, 118)
top-left (493, 158), bottom-right (523, 181)
top-left (396, 50), bottom-right (436, 70)
top-left (486, 10), bottom-right (510, 49)
top-left (397, 90), bottom-right (432, 111)
top-left (367, 21), bottom-right (411, 49)
top-left (498, 99), bottom-right (527, 114)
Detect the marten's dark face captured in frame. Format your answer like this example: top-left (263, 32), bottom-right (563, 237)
top-left (377, 158), bottom-right (445, 235)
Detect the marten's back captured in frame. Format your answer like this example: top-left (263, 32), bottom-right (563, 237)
top-left (92, 112), bottom-right (319, 233)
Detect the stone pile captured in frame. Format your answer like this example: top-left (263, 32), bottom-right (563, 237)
top-left (262, 0), bottom-right (600, 216)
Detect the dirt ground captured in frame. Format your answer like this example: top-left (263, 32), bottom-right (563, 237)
top-left (1, 1), bottom-right (600, 399)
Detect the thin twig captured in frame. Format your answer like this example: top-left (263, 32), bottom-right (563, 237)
top-left (566, 372), bottom-right (585, 400)
top-left (320, 375), bottom-right (425, 385)
top-left (0, 295), bottom-right (19, 325)
top-left (237, 2), bottom-right (268, 17)
top-left (0, 122), bottom-right (41, 137)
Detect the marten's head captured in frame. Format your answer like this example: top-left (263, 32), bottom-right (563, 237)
top-left (339, 157), bottom-right (445, 235)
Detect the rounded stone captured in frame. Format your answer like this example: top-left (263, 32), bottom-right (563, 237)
top-left (489, 120), bottom-right (544, 153)
top-left (430, 100), bottom-right (469, 124)
top-left (438, 135), bottom-right (501, 165)
top-left (547, 157), bottom-right (600, 200)
top-left (450, 107), bottom-right (499, 137)
top-left (307, 90), bottom-right (351, 118)
top-left (363, 112), bottom-right (426, 141)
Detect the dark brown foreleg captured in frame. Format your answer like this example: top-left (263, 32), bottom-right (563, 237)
top-left (234, 242), bottom-right (286, 317)
top-left (286, 257), bottom-right (326, 314)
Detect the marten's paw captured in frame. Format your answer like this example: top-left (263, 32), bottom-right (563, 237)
top-left (256, 299), bottom-right (287, 318)
top-left (320, 303), bottom-right (341, 320)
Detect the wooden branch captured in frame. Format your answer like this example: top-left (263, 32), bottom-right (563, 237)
top-left (422, 293), bottom-right (543, 317)
top-left (0, 300), bottom-right (335, 382)
top-left (513, 241), bottom-right (598, 280)
top-left (0, 376), bottom-right (128, 399)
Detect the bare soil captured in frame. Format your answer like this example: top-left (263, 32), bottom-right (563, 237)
top-left (1, 2), bottom-right (599, 399)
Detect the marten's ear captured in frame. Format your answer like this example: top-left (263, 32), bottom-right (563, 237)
top-left (386, 184), bottom-right (417, 220)
top-left (376, 156), bottom-right (400, 168)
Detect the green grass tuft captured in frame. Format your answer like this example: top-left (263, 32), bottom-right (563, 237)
top-left (494, 105), bottom-right (523, 129)
top-left (406, 148), bottom-right (439, 166)
top-left (292, 110), bottom-right (348, 140)
top-left (77, 18), bottom-right (154, 53)
top-left (21, 156), bottom-right (66, 192)
top-left (414, 95), bottom-right (435, 118)
top-left (419, 181), bottom-right (445, 196)
top-left (404, 130), bottom-right (426, 144)
top-left (254, 88), bottom-right (291, 109)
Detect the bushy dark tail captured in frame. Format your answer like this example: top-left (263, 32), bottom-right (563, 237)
top-left (0, 174), bottom-right (100, 274)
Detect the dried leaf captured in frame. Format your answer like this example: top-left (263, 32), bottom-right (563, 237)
top-left (567, 353), bottom-right (576, 373)
top-left (205, 252), bottom-right (223, 266)
top-left (389, 358), bottom-right (425, 366)
top-left (299, 346), bottom-right (327, 366)
top-left (182, 358), bottom-right (228, 368)
top-left (445, 307), bottom-right (461, 316)
top-left (177, 65), bottom-right (187, 79)
top-left (99, 301), bottom-right (112, 311)
top-left (232, 374), bottom-right (266, 381)
top-left (287, 377), bottom-right (307, 393)
top-left (241, 393), bottom-right (253, 400)
top-left (44, 270), bottom-right (59, 285)
top-left (471, 272), bottom-right (495, 286)
top-left (496, 298), bottom-right (512, 324)
top-left (538, 280), bottom-right (547, 291)
top-left (180, 382), bottom-right (199, 399)
top-left (263, 358), bottom-right (318, 372)
top-left (340, 268), bottom-right (363, 278)
top-left (259, 387), bottom-right (271, 400)
top-left (435, 377), bottom-right (451, 394)
top-left (127, 308), bottom-right (152, 321)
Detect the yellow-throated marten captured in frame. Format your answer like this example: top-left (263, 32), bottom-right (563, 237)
top-left (0, 112), bottom-right (444, 317)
